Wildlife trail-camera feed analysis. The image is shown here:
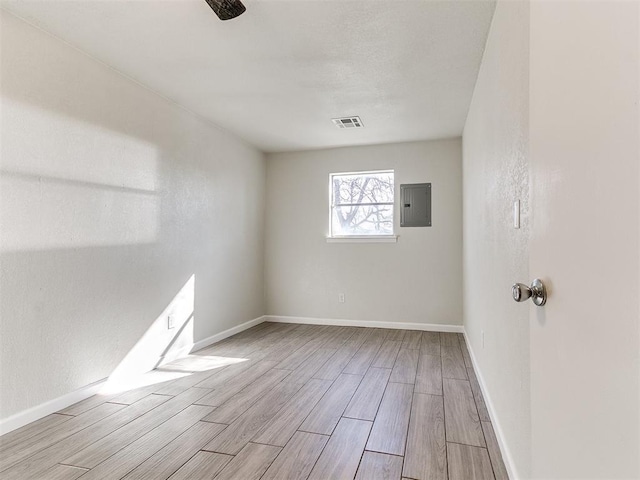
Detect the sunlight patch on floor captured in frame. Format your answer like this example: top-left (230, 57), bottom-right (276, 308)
top-left (100, 355), bottom-right (248, 394)
top-left (158, 355), bottom-right (248, 373)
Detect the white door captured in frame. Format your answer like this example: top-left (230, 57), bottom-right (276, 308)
top-left (529, 2), bottom-right (640, 478)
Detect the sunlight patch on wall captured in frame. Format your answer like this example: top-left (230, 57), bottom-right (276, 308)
top-left (0, 173), bottom-right (158, 251)
top-left (104, 274), bottom-right (196, 392)
top-left (0, 99), bottom-right (159, 252)
top-left (101, 273), bottom-right (250, 395)
top-left (1, 99), bottom-right (157, 191)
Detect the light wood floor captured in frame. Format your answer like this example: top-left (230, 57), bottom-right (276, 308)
top-left (0, 322), bottom-right (509, 480)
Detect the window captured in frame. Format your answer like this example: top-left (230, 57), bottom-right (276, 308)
top-left (330, 170), bottom-right (395, 238)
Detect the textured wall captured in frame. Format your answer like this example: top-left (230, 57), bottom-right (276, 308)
top-left (0, 11), bottom-right (266, 420)
top-left (266, 139), bottom-right (462, 325)
top-left (462, 2), bottom-right (530, 477)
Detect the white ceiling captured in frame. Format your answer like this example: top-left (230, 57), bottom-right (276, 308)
top-left (2, 0), bottom-right (495, 152)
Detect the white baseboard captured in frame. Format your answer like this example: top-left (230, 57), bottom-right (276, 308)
top-left (463, 329), bottom-right (519, 480)
top-left (0, 315), bottom-right (267, 437)
top-left (0, 377), bottom-right (107, 436)
top-left (191, 315), bottom-right (267, 352)
top-left (265, 315), bottom-right (464, 333)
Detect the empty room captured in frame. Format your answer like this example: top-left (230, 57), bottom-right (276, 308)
top-left (1, 1), bottom-right (639, 479)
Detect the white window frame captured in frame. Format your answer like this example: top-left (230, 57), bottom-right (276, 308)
top-left (327, 169), bottom-right (398, 243)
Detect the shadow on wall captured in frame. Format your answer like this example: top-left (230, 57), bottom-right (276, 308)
top-left (0, 39), bottom-right (200, 419)
top-left (0, 94), bottom-right (208, 416)
top-left (0, 97), bottom-right (195, 404)
top-left (0, 96), bottom-right (170, 397)
top-left (0, 9), bottom-right (265, 421)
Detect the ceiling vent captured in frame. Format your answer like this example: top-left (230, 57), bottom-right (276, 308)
top-left (332, 116), bottom-right (363, 129)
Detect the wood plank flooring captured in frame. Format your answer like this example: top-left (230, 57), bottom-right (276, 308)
top-left (0, 322), bottom-right (509, 480)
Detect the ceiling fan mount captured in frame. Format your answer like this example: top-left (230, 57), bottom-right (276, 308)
top-left (204, 0), bottom-right (246, 21)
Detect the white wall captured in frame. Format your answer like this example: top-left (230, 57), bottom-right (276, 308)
top-left (462, 1), bottom-right (530, 478)
top-left (265, 139), bottom-right (462, 326)
top-left (0, 11), bottom-right (266, 420)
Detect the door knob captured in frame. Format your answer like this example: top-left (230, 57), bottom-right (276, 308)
top-left (512, 279), bottom-right (547, 306)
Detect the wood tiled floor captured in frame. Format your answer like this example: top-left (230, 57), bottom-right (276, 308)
top-left (0, 322), bottom-right (509, 480)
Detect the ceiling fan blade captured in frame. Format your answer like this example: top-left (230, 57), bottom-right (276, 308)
top-left (204, 0), bottom-right (246, 21)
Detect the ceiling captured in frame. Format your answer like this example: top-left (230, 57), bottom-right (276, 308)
top-left (2, 0), bottom-right (495, 152)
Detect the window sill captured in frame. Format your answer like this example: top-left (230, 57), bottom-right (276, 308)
top-left (326, 235), bottom-right (398, 244)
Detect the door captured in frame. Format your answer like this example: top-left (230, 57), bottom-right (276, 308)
top-left (529, 2), bottom-right (639, 478)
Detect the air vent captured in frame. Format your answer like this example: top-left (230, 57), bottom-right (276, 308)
top-left (332, 116), bottom-right (363, 129)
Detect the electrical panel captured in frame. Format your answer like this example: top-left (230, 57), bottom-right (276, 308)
top-left (400, 183), bottom-right (431, 227)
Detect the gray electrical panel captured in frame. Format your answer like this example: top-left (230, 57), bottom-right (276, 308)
top-left (400, 183), bottom-right (431, 227)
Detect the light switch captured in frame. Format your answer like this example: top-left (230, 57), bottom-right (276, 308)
top-left (514, 200), bottom-right (520, 229)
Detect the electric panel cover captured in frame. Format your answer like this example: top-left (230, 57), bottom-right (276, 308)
top-left (400, 183), bottom-right (431, 227)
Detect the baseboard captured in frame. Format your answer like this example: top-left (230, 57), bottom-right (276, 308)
top-left (463, 329), bottom-right (519, 480)
top-left (0, 315), bottom-right (266, 437)
top-left (265, 315), bottom-right (464, 333)
top-left (0, 377), bottom-right (107, 436)
top-left (191, 315), bottom-right (267, 352)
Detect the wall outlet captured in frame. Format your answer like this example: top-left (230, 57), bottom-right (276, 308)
top-left (481, 330), bottom-right (485, 349)
top-left (338, 293), bottom-right (345, 303)
top-left (167, 315), bottom-right (175, 329)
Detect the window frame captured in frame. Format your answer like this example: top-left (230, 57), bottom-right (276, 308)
top-left (328, 169), bottom-right (397, 242)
